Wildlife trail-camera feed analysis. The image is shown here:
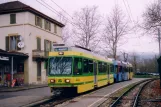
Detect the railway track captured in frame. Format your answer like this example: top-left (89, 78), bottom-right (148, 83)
top-left (110, 79), bottom-right (156, 107)
top-left (23, 93), bottom-right (77, 107)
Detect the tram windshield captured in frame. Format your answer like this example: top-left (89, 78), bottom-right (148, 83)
top-left (49, 57), bottom-right (72, 75)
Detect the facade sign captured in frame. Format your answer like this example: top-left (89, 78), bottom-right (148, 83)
top-left (0, 56), bottom-right (9, 61)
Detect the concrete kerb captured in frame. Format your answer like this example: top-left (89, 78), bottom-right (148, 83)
top-left (21, 97), bottom-right (53, 107)
top-left (0, 85), bottom-right (48, 92)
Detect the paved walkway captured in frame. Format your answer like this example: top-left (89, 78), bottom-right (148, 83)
top-left (56, 78), bottom-right (148, 107)
top-left (0, 84), bottom-right (48, 92)
top-left (0, 87), bottom-right (52, 107)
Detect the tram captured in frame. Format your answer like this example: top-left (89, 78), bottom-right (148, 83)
top-left (47, 45), bottom-right (133, 94)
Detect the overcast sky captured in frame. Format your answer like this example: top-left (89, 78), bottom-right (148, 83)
top-left (1, 0), bottom-right (159, 56)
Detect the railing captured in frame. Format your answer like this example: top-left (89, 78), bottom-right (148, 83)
top-left (32, 50), bottom-right (45, 58)
top-left (32, 50), bottom-right (50, 61)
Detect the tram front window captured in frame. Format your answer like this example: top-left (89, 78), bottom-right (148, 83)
top-left (49, 57), bottom-right (72, 75)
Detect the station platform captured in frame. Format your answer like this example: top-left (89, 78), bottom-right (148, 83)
top-left (57, 78), bottom-right (148, 107)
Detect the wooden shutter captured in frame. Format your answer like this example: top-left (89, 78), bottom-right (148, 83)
top-left (44, 39), bottom-right (46, 51)
top-left (54, 24), bottom-right (57, 33)
top-left (39, 38), bottom-right (41, 50)
top-left (37, 37), bottom-right (41, 50)
top-left (35, 16), bottom-right (37, 26)
top-left (49, 22), bottom-right (51, 31)
top-left (5, 36), bottom-right (9, 51)
top-left (40, 18), bottom-right (42, 28)
top-left (44, 39), bottom-right (47, 56)
top-left (50, 41), bottom-right (52, 51)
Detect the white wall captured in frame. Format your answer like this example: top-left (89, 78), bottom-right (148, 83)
top-left (0, 12), bottom-right (29, 26)
top-left (0, 11), bottom-right (64, 84)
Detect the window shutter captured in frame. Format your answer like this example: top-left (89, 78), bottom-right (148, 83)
top-left (37, 37), bottom-right (38, 50)
top-left (50, 41), bottom-right (52, 51)
top-left (54, 24), bottom-right (57, 33)
top-left (39, 38), bottom-right (41, 50)
top-left (44, 40), bottom-right (46, 56)
top-left (49, 22), bottom-right (51, 31)
top-left (5, 36), bottom-right (9, 51)
top-left (35, 16), bottom-right (37, 26)
top-left (40, 18), bottom-right (42, 28)
top-left (37, 37), bottom-right (41, 50)
top-left (44, 39), bottom-right (46, 51)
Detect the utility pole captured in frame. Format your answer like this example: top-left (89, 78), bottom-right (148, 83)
top-left (123, 52), bottom-right (128, 62)
top-left (157, 28), bottom-right (161, 88)
top-left (158, 28), bottom-right (161, 56)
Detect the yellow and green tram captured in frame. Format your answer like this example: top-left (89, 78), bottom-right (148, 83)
top-left (47, 45), bottom-right (132, 94)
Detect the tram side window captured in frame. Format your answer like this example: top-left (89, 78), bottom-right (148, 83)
top-left (74, 58), bottom-right (82, 75)
top-left (98, 62), bottom-right (102, 73)
top-left (88, 60), bottom-right (93, 73)
top-left (107, 64), bottom-right (110, 74)
top-left (131, 68), bottom-right (133, 72)
top-left (110, 65), bottom-right (114, 72)
top-left (119, 66), bottom-right (123, 72)
top-left (103, 63), bottom-right (107, 73)
top-left (83, 59), bottom-right (88, 73)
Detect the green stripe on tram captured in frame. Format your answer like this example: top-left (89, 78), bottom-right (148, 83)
top-left (48, 80), bottom-right (94, 86)
top-left (97, 78), bottom-right (107, 82)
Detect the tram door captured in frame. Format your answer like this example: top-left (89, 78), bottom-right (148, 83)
top-left (94, 62), bottom-right (97, 86)
top-left (107, 65), bottom-right (110, 83)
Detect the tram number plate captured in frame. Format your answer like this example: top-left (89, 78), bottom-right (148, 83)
top-left (58, 79), bottom-right (62, 82)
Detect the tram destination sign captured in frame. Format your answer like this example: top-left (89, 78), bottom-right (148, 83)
top-left (54, 47), bottom-right (68, 52)
top-left (0, 56), bottom-right (9, 61)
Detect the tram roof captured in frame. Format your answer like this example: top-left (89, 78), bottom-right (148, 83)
top-left (51, 45), bottom-right (113, 63)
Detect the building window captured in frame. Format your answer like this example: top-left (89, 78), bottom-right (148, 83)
top-left (44, 39), bottom-right (51, 56)
top-left (5, 36), bottom-right (21, 51)
top-left (35, 16), bottom-right (42, 28)
top-left (37, 37), bottom-right (41, 50)
top-left (54, 24), bottom-right (57, 33)
top-left (10, 14), bottom-right (16, 24)
top-left (44, 20), bottom-right (51, 31)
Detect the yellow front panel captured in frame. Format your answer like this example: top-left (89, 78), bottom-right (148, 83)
top-left (77, 83), bottom-right (94, 93)
top-left (48, 76), bottom-right (94, 86)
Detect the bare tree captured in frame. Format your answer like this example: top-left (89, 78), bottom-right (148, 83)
top-left (142, 0), bottom-right (161, 35)
top-left (129, 52), bottom-right (138, 72)
top-left (102, 5), bottom-right (131, 60)
top-left (72, 6), bottom-right (101, 50)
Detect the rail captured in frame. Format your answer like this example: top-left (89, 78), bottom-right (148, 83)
top-left (110, 79), bottom-right (155, 107)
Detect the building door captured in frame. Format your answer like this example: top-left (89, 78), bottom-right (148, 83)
top-left (0, 66), bottom-right (5, 85)
top-left (94, 62), bottom-right (97, 86)
top-left (37, 61), bottom-right (41, 81)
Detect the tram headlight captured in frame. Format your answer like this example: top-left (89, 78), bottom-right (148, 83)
top-left (65, 79), bottom-right (70, 83)
top-left (50, 79), bottom-right (55, 83)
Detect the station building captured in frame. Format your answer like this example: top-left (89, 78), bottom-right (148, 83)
top-left (0, 1), bottom-right (64, 85)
